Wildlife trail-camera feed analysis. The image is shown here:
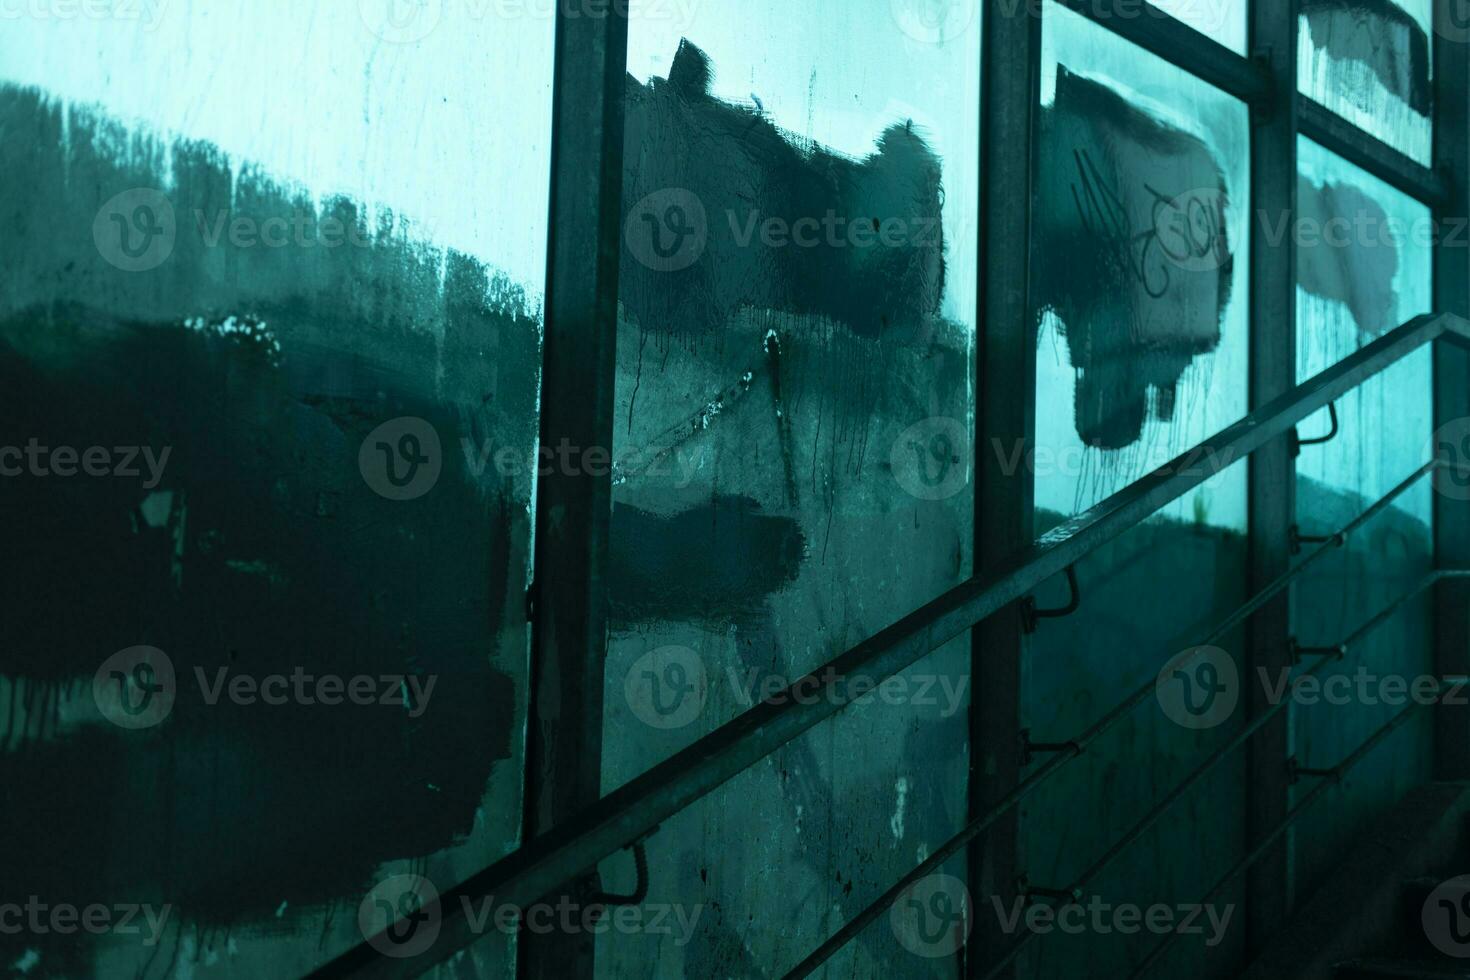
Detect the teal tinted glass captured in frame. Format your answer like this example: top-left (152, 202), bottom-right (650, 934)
top-left (603, 3), bottom-right (981, 975)
top-left (0, 5), bottom-right (552, 974)
top-left (1291, 136), bottom-right (1435, 900)
top-left (1018, 8), bottom-right (1254, 978)
top-left (1034, 2), bottom-right (1250, 532)
top-left (1299, 0), bottom-right (1434, 164)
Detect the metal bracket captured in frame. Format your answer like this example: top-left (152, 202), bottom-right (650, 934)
top-left (1289, 637), bottom-right (1348, 666)
top-left (1286, 757), bottom-right (1340, 786)
top-left (1016, 874), bottom-right (1082, 905)
top-left (1019, 729), bottom-right (1082, 767)
top-left (587, 831), bottom-right (655, 912)
top-left (1291, 401), bottom-right (1339, 456)
top-left (1289, 524), bottom-right (1348, 555)
top-left (1021, 565), bottom-right (1080, 634)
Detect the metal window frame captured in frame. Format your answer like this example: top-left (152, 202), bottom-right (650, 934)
top-left (313, 1), bottom-right (1468, 977)
top-left (1245, 0), bottom-right (1298, 953)
top-left (1432, 4), bottom-right (1470, 783)
top-left (315, 312), bottom-right (1470, 980)
top-left (971, 4), bottom-right (1042, 977)
top-left (519, 7), bottom-right (629, 980)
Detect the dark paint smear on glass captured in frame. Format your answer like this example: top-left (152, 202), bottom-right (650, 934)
top-left (1297, 174), bottom-right (1401, 338)
top-left (1036, 65), bottom-right (1237, 450)
top-left (609, 43), bottom-right (971, 977)
top-left (1301, 0), bottom-right (1432, 116)
top-left (609, 495), bottom-right (805, 629)
top-left (619, 41), bottom-right (948, 346)
top-left (0, 84), bottom-right (530, 975)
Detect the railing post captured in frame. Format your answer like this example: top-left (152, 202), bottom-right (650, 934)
top-left (1246, 0), bottom-right (1298, 954)
top-left (970, 2), bottom-right (1042, 977)
top-left (1432, 5), bottom-right (1470, 781)
top-left (521, 4), bottom-right (629, 979)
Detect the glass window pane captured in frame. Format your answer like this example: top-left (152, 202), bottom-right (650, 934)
top-left (1020, 481), bottom-right (1251, 978)
top-left (1291, 135), bottom-right (1435, 899)
top-left (0, 5), bottom-right (552, 975)
top-left (1299, 0), bottom-right (1433, 164)
top-left (1019, 7), bottom-right (1253, 978)
top-left (605, 5), bottom-right (981, 975)
top-left (1034, 1), bottom-right (1250, 532)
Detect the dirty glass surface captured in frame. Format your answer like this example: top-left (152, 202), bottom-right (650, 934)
top-left (1291, 136), bottom-right (1435, 899)
top-left (1020, 7), bottom-right (1251, 979)
top-left (602, 3), bottom-right (980, 976)
top-left (1299, 0), bottom-right (1434, 164)
top-left (1034, 2), bottom-right (1250, 531)
top-left (0, 4), bottom-right (551, 976)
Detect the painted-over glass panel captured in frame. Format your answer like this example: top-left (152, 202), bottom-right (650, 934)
top-left (1299, 0), bottom-right (1434, 165)
top-left (1020, 7), bottom-right (1252, 978)
top-left (603, 2), bottom-right (981, 976)
top-left (1034, 2), bottom-right (1250, 531)
top-left (0, 4), bottom-right (552, 976)
top-left (1291, 135), bottom-right (1435, 900)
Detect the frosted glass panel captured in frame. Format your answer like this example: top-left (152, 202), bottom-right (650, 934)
top-left (1019, 9), bottom-right (1253, 978)
top-left (1292, 135), bottom-right (1434, 900)
top-left (0, 5), bottom-right (551, 976)
top-left (605, 5), bottom-right (981, 976)
top-left (1296, 136), bottom-right (1434, 510)
top-left (1021, 492), bottom-right (1250, 980)
top-left (1299, 0), bottom-right (1433, 164)
top-left (1034, 2), bottom-right (1250, 531)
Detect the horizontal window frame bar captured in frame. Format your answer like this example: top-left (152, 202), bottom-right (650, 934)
top-left (1300, 97), bottom-right (1450, 210)
top-left (1054, 0), bottom-right (1270, 103)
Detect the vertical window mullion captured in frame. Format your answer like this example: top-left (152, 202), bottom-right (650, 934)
top-left (969, 3), bottom-right (1042, 978)
top-left (521, 7), bottom-right (630, 980)
top-left (1245, 0), bottom-right (1299, 953)
top-left (1431, 7), bottom-right (1470, 781)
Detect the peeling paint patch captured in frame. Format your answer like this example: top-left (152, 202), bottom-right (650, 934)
top-left (890, 776), bottom-right (909, 843)
top-left (139, 490), bottom-right (173, 529)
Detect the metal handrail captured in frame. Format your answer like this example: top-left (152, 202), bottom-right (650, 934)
top-left (786, 458), bottom-right (1451, 979)
top-left (977, 568), bottom-right (1470, 980)
top-left (1126, 573), bottom-right (1470, 979)
top-left (312, 313), bottom-right (1470, 978)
